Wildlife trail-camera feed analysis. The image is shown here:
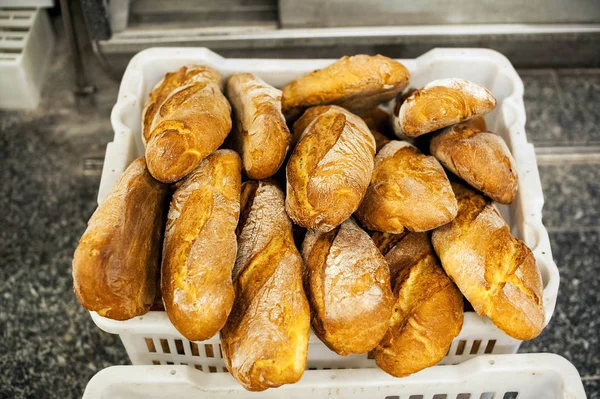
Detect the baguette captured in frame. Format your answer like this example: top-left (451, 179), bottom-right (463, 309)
top-left (373, 233), bottom-right (463, 377)
top-left (430, 121), bottom-right (518, 204)
top-left (143, 65), bottom-right (232, 183)
top-left (73, 157), bottom-right (168, 320)
top-left (282, 55), bottom-right (410, 118)
top-left (395, 79), bottom-right (496, 137)
top-left (221, 181), bottom-right (310, 392)
top-left (161, 150), bottom-right (241, 341)
top-left (286, 105), bottom-right (375, 232)
top-left (431, 183), bottom-right (544, 340)
top-left (302, 218), bottom-right (394, 355)
top-left (226, 73), bottom-right (290, 179)
top-left (355, 141), bottom-right (457, 233)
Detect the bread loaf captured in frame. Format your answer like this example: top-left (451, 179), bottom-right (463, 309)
top-left (395, 79), bottom-right (496, 137)
top-left (286, 105), bottom-right (375, 232)
top-left (430, 121), bottom-right (518, 204)
top-left (431, 183), bottom-right (545, 340)
top-left (73, 157), bottom-right (168, 320)
top-left (221, 181), bottom-right (310, 392)
top-left (355, 141), bottom-right (457, 234)
top-left (282, 55), bottom-right (410, 118)
top-left (302, 218), bottom-right (394, 355)
top-left (161, 150), bottom-right (241, 341)
top-left (373, 233), bottom-right (464, 377)
top-left (226, 73), bottom-right (290, 179)
top-left (143, 65), bottom-right (232, 183)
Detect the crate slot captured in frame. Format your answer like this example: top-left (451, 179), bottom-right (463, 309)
top-left (409, 395), bottom-right (424, 399)
top-left (479, 393), bottom-right (495, 399)
top-left (470, 340), bottom-right (482, 355)
top-left (190, 342), bottom-right (200, 356)
top-left (175, 339), bottom-right (185, 355)
top-left (152, 360), bottom-right (160, 365)
top-left (433, 395), bottom-right (448, 399)
top-left (484, 340), bottom-right (496, 354)
top-left (145, 338), bottom-right (156, 353)
top-left (502, 393), bottom-right (518, 399)
top-left (208, 366), bottom-right (217, 373)
top-left (194, 364), bottom-right (203, 371)
top-left (384, 396), bottom-right (399, 399)
top-left (205, 344), bottom-right (214, 358)
top-left (455, 340), bottom-right (467, 355)
top-left (456, 394), bottom-right (472, 399)
top-left (160, 339), bottom-right (170, 354)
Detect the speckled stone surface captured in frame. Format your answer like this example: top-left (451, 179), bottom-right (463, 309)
top-left (536, 163), bottom-right (600, 231)
top-left (1, 21), bottom-right (599, 399)
top-left (0, 29), bottom-right (128, 398)
top-left (519, 69), bottom-right (600, 147)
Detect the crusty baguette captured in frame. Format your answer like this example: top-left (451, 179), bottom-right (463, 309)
top-left (282, 54), bottom-right (410, 118)
top-left (143, 65), bottom-right (232, 183)
top-left (355, 141), bottom-right (457, 233)
top-left (431, 183), bottom-right (545, 340)
top-left (302, 218), bottom-right (394, 355)
top-left (373, 232), bottom-right (463, 377)
top-left (161, 150), bottom-right (241, 341)
top-left (221, 181), bottom-right (310, 392)
top-left (292, 105), bottom-right (392, 153)
top-left (430, 121), bottom-right (518, 204)
top-left (395, 79), bottom-right (496, 137)
top-left (73, 157), bottom-right (168, 320)
top-left (286, 105), bottom-right (375, 232)
top-left (226, 73), bottom-right (290, 179)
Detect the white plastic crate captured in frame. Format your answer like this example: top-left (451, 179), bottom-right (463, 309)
top-left (92, 47), bottom-right (560, 371)
top-left (82, 354), bottom-right (586, 398)
top-left (0, 7), bottom-right (54, 109)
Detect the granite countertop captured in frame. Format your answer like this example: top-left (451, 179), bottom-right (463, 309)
top-left (0, 28), bottom-right (598, 399)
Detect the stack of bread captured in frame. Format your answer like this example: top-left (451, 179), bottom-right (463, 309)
top-left (72, 54), bottom-right (545, 391)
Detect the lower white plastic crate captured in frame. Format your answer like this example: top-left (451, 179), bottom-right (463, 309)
top-left (91, 47), bottom-right (560, 370)
top-left (0, 7), bottom-right (54, 109)
top-left (82, 354), bottom-right (586, 398)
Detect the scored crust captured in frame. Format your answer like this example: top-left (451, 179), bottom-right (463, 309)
top-left (226, 73), bottom-right (290, 179)
top-left (286, 105), bottom-right (375, 232)
top-left (431, 183), bottom-right (545, 340)
top-left (302, 218), bottom-right (394, 355)
top-left (282, 54), bottom-right (410, 118)
top-left (396, 78), bottom-right (496, 137)
top-left (355, 140), bottom-right (457, 233)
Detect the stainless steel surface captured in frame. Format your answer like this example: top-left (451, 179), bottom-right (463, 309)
top-left (280, 0), bottom-right (600, 28)
top-left (98, 24), bottom-right (600, 68)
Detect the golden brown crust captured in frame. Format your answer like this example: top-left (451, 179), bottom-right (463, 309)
top-left (396, 79), bottom-right (496, 137)
top-left (302, 219), bottom-right (394, 355)
top-left (73, 157), bottom-right (168, 320)
top-left (286, 105), bottom-right (375, 232)
top-left (161, 150), bottom-right (241, 341)
top-left (290, 105), bottom-right (331, 150)
top-left (372, 231), bottom-right (430, 288)
top-left (143, 66), bottom-right (232, 183)
top-left (282, 55), bottom-right (410, 118)
top-left (226, 73), bottom-right (290, 179)
top-left (374, 234), bottom-right (464, 377)
top-left (221, 181), bottom-right (310, 392)
top-left (355, 141), bottom-right (457, 233)
top-left (431, 183), bottom-right (545, 340)
top-left (430, 122), bottom-right (518, 204)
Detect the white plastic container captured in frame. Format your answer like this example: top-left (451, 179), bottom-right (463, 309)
top-left (82, 354), bottom-right (587, 398)
top-left (93, 48), bottom-right (560, 371)
top-left (0, 7), bottom-right (54, 109)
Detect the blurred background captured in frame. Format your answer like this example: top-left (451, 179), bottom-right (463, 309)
top-left (0, 0), bottom-right (599, 397)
